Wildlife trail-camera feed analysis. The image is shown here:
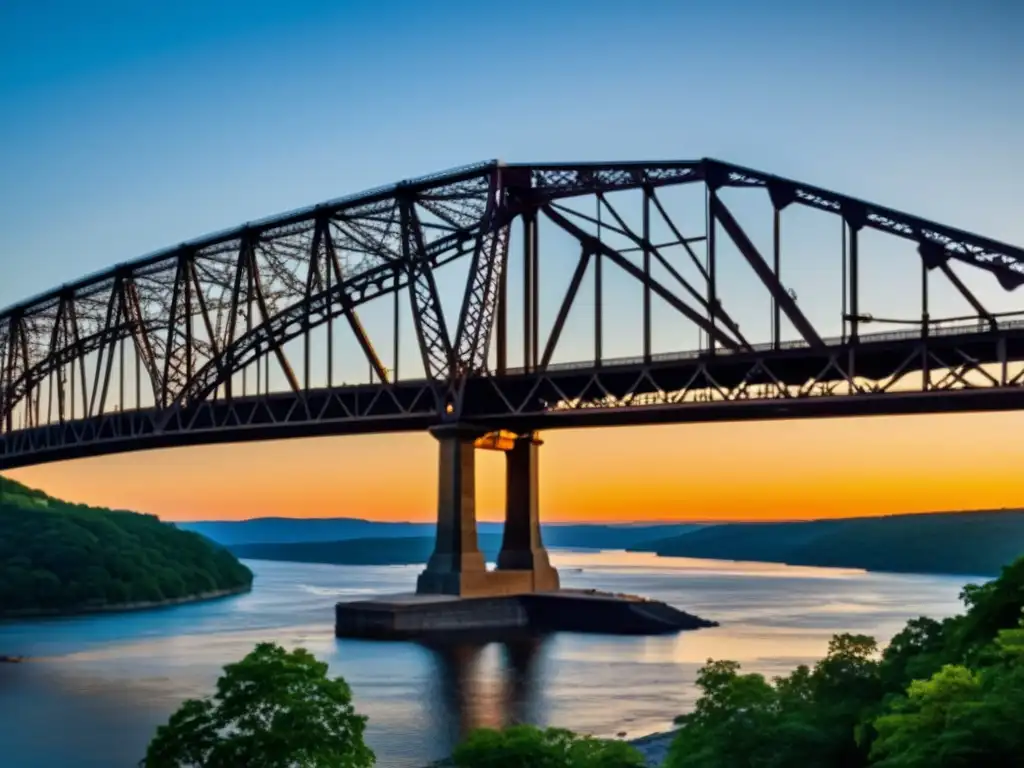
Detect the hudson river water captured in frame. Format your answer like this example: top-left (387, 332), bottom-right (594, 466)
top-left (0, 551), bottom-right (975, 768)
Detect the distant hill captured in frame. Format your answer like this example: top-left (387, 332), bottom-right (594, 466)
top-left (178, 517), bottom-right (436, 545)
top-left (628, 511), bottom-right (1024, 576)
top-left (0, 476), bottom-right (252, 617)
top-left (183, 517), bottom-right (700, 550)
top-left (229, 535), bottom-right (504, 566)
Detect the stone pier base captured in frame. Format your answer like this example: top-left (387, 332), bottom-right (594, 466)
top-left (336, 589), bottom-right (718, 639)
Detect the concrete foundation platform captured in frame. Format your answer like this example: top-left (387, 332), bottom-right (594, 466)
top-left (335, 589), bottom-right (718, 640)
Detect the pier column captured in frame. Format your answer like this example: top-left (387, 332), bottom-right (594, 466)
top-left (417, 423), bottom-right (488, 595)
top-left (497, 432), bottom-right (560, 591)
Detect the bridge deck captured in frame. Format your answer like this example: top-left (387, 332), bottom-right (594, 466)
top-left (3, 320), bottom-right (1023, 470)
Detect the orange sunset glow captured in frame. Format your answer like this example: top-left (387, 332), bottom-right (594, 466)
top-left (7, 410), bottom-right (1023, 523)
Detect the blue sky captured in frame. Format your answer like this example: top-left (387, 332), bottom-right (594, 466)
top-left (1, 0), bottom-right (1023, 367)
top-left (6, 1), bottom-right (1024, 521)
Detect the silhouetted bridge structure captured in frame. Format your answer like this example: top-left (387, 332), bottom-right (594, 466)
top-left (4, 158), bottom-right (1024, 598)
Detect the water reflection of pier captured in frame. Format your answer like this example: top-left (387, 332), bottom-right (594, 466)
top-left (420, 633), bottom-right (548, 755)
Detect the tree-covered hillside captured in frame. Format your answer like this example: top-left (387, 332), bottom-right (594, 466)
top-left (0, 476), bottom-right (253, 617)
top-left (630, 510), bottom-right (1024, 576)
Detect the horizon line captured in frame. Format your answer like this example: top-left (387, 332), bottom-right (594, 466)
top-left (172, 507), bottom-right (1024, 526)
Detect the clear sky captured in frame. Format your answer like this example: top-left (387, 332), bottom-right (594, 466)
top-left (2, 1), bottom-right (1024, 523)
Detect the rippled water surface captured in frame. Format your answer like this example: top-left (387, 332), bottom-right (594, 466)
top-left (0, 552), bottom-right (975, 768)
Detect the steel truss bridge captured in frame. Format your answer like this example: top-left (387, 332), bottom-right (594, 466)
top-left (3, 158), bottom-right (1024, 470)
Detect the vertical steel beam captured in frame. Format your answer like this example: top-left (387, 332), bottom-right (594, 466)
top-left (304, 224), bottom-right (323, 391)
top-left (68, 305), bottom-right (78, 420)
top-left (392, 267), bottom-right (400, 382)
top-left (118, 329), bottom-right (125, 411)
top-left (531, 213), bottom-right (539, 370)
top-left (17, 320), bottom-right (30, 428)
top-left (326, 233), bottom-right (334, 387)
top-left (849, 225), bottom-right (860, 343)
top-left (773, 207), bottom-right (781, 349)
top-left (522, 211), bottom-right (535, 373)
top-left (707, 186), bottom-right (717, 354)
top-left (841, 219), bottom-right (848, 344)
top-left (594, 199), bottom-right (603, 367)
top-left (245, 255), bottom-right (254, 397)
top-left (134, 325), bottom-right (141, 411)
top-left (496, 229), bottom-right (508, 375)
top-left (847, 222), bottom-right (860, 382)
top-left (60, 308), bottom-right (71, 422)
top-left (642, 186), bottom-right (652, 362)
top-left (921, 256), bottom-right (930, 390)
top-left (2, 317), bottom-right (16, 432)
top-left (184, 256), bottom-right (194, 387)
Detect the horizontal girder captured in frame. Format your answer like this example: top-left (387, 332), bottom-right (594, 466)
top-left (4, 323), bottom-right (1024, 469)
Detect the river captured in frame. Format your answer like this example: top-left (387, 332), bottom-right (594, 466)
top-left (0, 551), bottom-right (975, 768)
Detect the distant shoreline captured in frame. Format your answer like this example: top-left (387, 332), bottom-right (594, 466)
top-left (639, 552), bottom-right (992, 579)
top-left (0, 584), bottom-right (251, 622)
top-left (231, 549), bottom-right (987, 580)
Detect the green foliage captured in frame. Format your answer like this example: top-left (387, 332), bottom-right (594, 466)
top-left (142, 643), bottom-right (374, 768)
top-left (869, 631), bottom-right (1024, 768)
top-left (668, 661), bottom-right (782, 767)
top-left (667, 636), bottom-right (881, 768)
top-left (0, 475), bottom-right (252, 615)
top-left (667, 553), bottom-right (1024, 768)
top-left (452, 725), bottom-right (645, 768)
top-left (948, 555), bottom-right (1024, 660)
top-left (877, 617), bottom-right (950, 695)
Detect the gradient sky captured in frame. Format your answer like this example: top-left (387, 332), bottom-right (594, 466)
top-left (2, 1), bottom-right (1024, 523)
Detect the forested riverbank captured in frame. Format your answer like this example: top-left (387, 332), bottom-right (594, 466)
top-left (0, 476), bottom-right (253, 618)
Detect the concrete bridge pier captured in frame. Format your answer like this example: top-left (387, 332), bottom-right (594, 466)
top-left (416, 425), bottom-right (559, 597)
top-left (497, 433), bottom-right (560, 592)
top-left (341, 424), bottom-right (711, 638)
top-left (415, 424), bottom-right (490, 596)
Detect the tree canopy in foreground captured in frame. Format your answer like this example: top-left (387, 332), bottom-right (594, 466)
top-left (452, 724), bottom-right (647, 768)
top-left (665, 554), bottom-right (1024, 768)
top-left (141, 643), bottom-right (374, 768)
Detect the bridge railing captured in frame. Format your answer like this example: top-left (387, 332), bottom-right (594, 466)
top-left (503, 318), bottom-right (1024, 376)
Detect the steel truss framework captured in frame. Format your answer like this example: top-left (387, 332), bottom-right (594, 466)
top-left (3, 158), bottom-right (1024, 469)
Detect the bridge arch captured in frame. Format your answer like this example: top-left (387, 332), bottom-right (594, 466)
top-left (4, 158), bottom-right (1024, 469)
